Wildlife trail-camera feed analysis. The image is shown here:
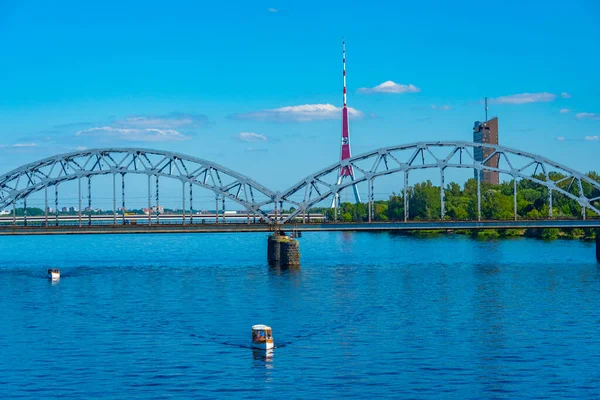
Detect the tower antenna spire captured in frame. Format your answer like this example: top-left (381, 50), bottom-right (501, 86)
top-left (332, 38), bottom-right (361, 209)
top-left (343, 38), bottom-right (347, 108)
top-left (485, 96), bottom-right (488, 121)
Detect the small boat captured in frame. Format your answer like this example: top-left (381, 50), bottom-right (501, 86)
top-left (47, 268), bottom-right (60, 280)
top-left (251, 324), bottom-right (274, 350)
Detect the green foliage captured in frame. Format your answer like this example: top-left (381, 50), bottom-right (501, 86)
top-left (310, 175), bottom-right (600, 240)
top-left (340, 212), bottom-right (353, 222)
top-left (499, 229), bottom-right (524, 237)
top-left (474, 229), bottom-right (500, 238)
top-left (540, 228), bottom-right (560, 239)
top-left (11, 207), bottom-right (45, 216)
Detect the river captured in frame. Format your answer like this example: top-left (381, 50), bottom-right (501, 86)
top-left (1, 232), bottom-right (599, 398)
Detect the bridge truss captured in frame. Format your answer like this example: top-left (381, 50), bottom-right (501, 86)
top-left (0, 149), bottom-right (275, 225)
top-left (1, 142), bottom-right (599, 226)
top-left (277, 141), bottom-right (600, 223)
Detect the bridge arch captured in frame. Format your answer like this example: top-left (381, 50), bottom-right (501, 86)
top-left (278, 141), bottom-right (600, 223)
top-left (0, 148), bottom-right (275, 219)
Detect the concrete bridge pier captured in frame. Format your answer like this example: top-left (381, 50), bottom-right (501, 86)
top-left (267, 232), bottom-right (300, 267)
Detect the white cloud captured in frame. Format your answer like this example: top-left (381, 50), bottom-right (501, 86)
top-left (115, 113), bottom-right (206, 129)
top-left (560, 108), bottom-right (571, 114)
top-left (489, 92), bottom-right (556, 104)
top-left (576, 112), bottom-right (600, 120)
top-left (561, 92), bottom-right (572, 99)
top-left (0, 143), bottom-right (38, 149)
top-left (239, 132), bottom-right (267, 142)
top-left (75, 127), bottom-right (190, 142)
top-left (72, 112), bottom-right (203, 142)
top-left (268, 7), bottom-right (278, 12)
top-left (557, 136), bottom-right (565, 141)
top-left (233, 103), bottom-right (362, 122)
top-left (585, 136), bottom-right (599, 141)
top-left (358, 81), bottom-right (420, 94)
top-left (431, 104), bottom-right (451, 110)
top-left (11, 143), bottom-right (38, 147)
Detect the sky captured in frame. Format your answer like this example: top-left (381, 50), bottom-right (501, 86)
top-left (1, 0), bottom-right (599, 203)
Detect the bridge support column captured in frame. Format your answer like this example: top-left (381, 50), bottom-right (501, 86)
top-left (147, 175), bottom-right (152, 226)
top-left (367, 178), bottom-right (372, 223)
top-left (182, 181), bottom-right (186, 225)
top-left (280, 201), bottom-right (284, 223)
top-left (44, 186), bottom-right (48, 227)
top-left (113, 174), bottom-right (117, 226)
top-left (477, 170), bottom-right (481, 221)
top-left (189, 182), bottom-right (192, 225)
top-left (404, 171), bottom-right (409, 222)
top-left (55, 184), bottom-right (59, 227)
top-left (78, 177), bottom-right (82, 227)
top-left (440, 168), bottom-right (445, 220)
top-left (268, 232), bottom-right (300, 268)
top-left (215, 196), bottom-right (219, 224)
top-left (23, 197), bottom-right (27, 227)
top-left (513, 178), bottom-right (518, 221)
top-left (222, 197), bottom-right (226, 224)
top-left (371, 178), bottom-right (375, 222)
top-left (157, 176), bottom-right (161, 225)
top-left (121, 174), bottom-right (126, 225)
top-left (88, 176), bottom-right (92, 226)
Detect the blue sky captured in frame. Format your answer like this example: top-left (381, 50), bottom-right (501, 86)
top-left (1, 0), bottom-right (599, 198)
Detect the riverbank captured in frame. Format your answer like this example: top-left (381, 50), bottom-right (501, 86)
top-left (409, 227), bottom-right (597, 240)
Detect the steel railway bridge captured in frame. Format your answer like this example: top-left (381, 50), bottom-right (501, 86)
top-left (1, 141), bottom-right (599, 233)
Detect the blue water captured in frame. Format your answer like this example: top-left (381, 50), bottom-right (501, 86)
top-left (1, 232), bottom-right (599, 399)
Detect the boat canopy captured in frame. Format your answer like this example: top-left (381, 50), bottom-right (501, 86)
top-left (252, 324), bottom-right (271, 331)
top-left (252, 325), bottom-right (273, 341)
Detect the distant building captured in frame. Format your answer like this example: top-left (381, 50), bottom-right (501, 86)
top-left (143, 206), bottom-right (164, 215)
top-left (69, 206), bottom-right (77, 213)
top-left (473, 117), bottom-right (499, 185)
top-left (151, 205), bottom-right (164, 214)
top-left (0, 210), bottom-right (10, 216)
top-left (61, 207), bottom-right (68, 212)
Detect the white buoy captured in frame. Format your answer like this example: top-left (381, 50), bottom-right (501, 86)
top-left (47, 268), bottom-right (60, 280)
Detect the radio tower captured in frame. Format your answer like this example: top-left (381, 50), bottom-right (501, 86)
top-left (332, 40), bottom-right (361, 208)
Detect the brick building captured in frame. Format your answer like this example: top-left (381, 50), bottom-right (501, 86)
top-left (473, 117), bottom-right (499, 185)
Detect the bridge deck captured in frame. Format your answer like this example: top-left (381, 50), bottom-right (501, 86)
top-left (0, 220), bottom-right (599, 236)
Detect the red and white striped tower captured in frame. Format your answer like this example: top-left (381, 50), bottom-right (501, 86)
top-left (332, 40), bottom-right (361, 207)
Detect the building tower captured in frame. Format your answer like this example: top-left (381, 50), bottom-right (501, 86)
top-left (473, 97), bottom-right (500, 185)
top-left (332, 40), bottom-right (361, 207)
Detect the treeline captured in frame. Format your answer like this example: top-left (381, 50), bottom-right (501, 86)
top-left (310, 173), bottom-right (600, 239)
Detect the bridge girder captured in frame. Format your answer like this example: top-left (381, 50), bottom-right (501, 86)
top-left (1, 142), bottom-right (599, 224)
top-left (0, 148), bottom-right (275, 218)
top-left (277, 141), bottom-right (600, 223)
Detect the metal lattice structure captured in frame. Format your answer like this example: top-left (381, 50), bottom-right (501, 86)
top-left (1, 142), bottom-right (599, 226)
top-left (277, 141), bottom-right (600, 223)
top-left (0, 148), bottom-right (275, 223)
